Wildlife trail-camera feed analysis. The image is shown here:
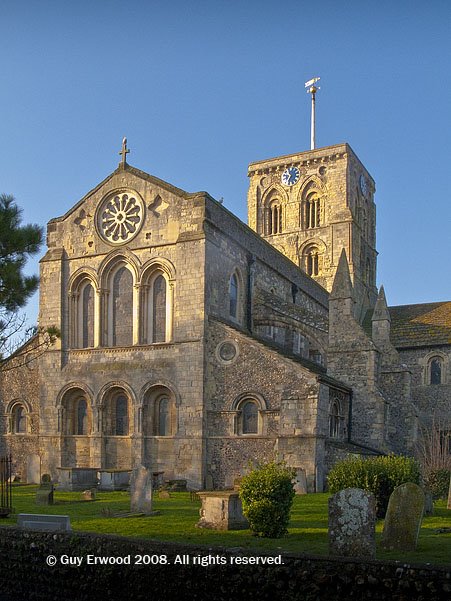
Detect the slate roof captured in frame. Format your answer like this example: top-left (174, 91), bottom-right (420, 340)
top-left (362, 301), bottom-right (451, 350)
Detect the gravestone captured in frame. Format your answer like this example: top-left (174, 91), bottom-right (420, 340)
top-left (447, 474), bottom-right (451, 510)
top-left (130, 465), bottom-right (153, 514)
top-left (196, 491), bottom-right (248, 530)
top-left (424, 490), bottom-right (434, 516)
top-left (26, 455), bottom-right (41, 484)
top-left (381, 482), bottom-right (425, 551)
top-left (35, 474), bottom-right (54, 506)
top-left (18, 513), bottom-right (71, 532)
top-left (328, 488), bottom-right (376, 558)
top-left (82, 489), bottom-right (96, 501)
top-left (293, 468), bottom-right (307, 494)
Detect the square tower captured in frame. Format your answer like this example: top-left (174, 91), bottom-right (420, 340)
top-left (247, 143), bottom-right (378, 318)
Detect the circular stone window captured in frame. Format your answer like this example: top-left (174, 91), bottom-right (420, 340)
top-left (216, 340), bottom-right (239, 365)
top-left (96, 190), bottom-right (144, 245)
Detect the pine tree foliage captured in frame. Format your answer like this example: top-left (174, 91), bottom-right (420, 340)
top-left (0, 194), bottom-right (43, 311)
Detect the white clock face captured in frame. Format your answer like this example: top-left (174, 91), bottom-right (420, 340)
top-left (281, 166), bottom-right (300, 186)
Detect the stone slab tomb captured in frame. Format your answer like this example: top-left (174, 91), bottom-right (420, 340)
top-left (196, 491), bottom-right (248, 530)
top-left (328, 488), bottom-right (376, 558)
top-left (18, 513), bottom-right (71, 532)
top-left (130, 465), bottom-right (153, 514)
top-left (381, 482), bottom-right (425, 551)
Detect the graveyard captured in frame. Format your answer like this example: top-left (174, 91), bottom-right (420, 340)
top-left (2, 484), bottom-right (450, 566)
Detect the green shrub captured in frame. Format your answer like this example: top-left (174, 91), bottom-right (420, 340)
top-left (327, 454), bottom-right (420, 517)
top-left (239, 461), bottom-right (296, 538)
top-left (424, 469), bottom-right (450, 499)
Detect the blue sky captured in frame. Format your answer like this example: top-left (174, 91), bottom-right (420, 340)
top-left (1, 0), bottom-right (450, 329)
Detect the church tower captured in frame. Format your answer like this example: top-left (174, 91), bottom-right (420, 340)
top-left (247, 143), bottom-right (378, 319)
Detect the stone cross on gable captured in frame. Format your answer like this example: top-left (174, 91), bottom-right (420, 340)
top-left (119, 137), bottom-right (130, 167)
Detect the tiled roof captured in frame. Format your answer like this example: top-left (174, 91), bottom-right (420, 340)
top-left (363, 301), bottom-right (451, 348)
top-left (388, 302), bottom-right (451, 348)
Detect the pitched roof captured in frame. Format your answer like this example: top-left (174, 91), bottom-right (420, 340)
top-left (387, 302), bottom-right (451, 348)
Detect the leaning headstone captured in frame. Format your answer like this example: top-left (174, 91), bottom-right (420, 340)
top-left (381, 482), bottom-right (425, 551)
top-left (328, 488), bottom-right (376, 558)
top-left (35, 474), bottom-right (54, 506)
top-left (130, 465), bottom-right (153, 514)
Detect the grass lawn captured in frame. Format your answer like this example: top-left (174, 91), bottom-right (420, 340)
top-left (2, 485), bottom-right (450, 565)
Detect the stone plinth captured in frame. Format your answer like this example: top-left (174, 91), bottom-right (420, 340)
top-left (196, 491), bottom-right (248, 530)
top-left (57, 468), bottom-right (99, 491)
top-left (328, 488), bottom-right (376, 558)
top-left (98, 470), bottom-right (131, 491)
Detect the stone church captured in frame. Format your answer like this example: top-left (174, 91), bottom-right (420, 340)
top-left (1, 141), bottom-right (450, 491)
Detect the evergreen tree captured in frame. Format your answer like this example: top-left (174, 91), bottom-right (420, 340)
top-left (0, 194), bottom-right (43, 311)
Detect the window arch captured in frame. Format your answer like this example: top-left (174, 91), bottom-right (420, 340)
top-left (233, 395), bottom-right (265, 435)
top-left (11, 403), bottom-right (27, 434)
top-left (141, 265), bottom-right (173, 344)
top-left (69, 273), bottom-right (97, 349)
top-left (229, 273), bottom-right (238, 319)
top-left (303, 245), bottom-right (322, 277)
top-left (142, 385), bottom-right (177, 437)
top-left (305, 192), bottom-right (321, 228)
top-left (266, 200), bottom-right (283, 235)
top-left (110, 265), bottom-right (133, 346)
top-left (329, 400), bottom-right (342, 438)
top-left (103, 390), bottom-right (130, 436)
top-left (429, 356), bottom-right (443, 385)
top-left (61, 391), bottom-right (91, 435)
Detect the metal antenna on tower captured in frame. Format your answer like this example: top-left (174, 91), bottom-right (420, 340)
top-left (305, 77), bottom-right (321, 150)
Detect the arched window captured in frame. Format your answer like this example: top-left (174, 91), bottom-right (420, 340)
top-left (157, 396), bottom-right (171, 436)
top-left (61, 392), bottom-right (91, 435)
top-left (304, 246), bottom-right (321, 277)
top-left (229, 273), bottom-right (238, 318)
top-left (111, 266), bottom-right (133, 346)
top-left (329, 400), bottom-right (342, 438)
top-left (76, 399), bottom-right (88, 435)
top-left (141, 267), bottom-right (173, 344)
top-left (429, 357), bottom-right (443, 385)
top-left (266, 201), bottom-right (283, 235)
top-left (12, 404), bottom-right (27, 434)
top-left (70, 275), bottom-right (96, 349)
top-left (114, 394), bottom-right (129, 435)
top-left (305, 192), bottom-right (321, 228)
top-left (152, 275), bottom-right (167, 343)
top-left (81, 283), bottom-right (95, 348)
top-left (242, 401), bottom-right (258, 434)
top-left (235, 397), bottom-right (261, 435)
top-left (142, 387), bottom-right (177, 437)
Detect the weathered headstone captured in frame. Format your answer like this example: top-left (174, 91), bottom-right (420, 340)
top-left (130, 465), bottom-right (153, 514)
top-left (35, 474), bottom-right (54, 506)
top-left (18, 513), bottom-right (71, 532)
top-left (381, 483), bottom-right (425, 551)
top-left (328, 488), bottom-right (376, 558)
top-left (293, 468), bottom-right (307, 494)
top-left (424, 490), bottom-right (434, 516)
top-left (26, 455), bottom-right (41, 484)
top-left (82, 489), bottom-right (96, 501)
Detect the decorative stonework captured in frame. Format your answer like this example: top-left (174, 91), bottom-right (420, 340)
top-left (96, 190), bottom-right (144, 245)
top-left (216, 340), bottom-right (239, 365)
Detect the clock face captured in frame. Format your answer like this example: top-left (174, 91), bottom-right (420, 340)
top-left (281, 166), bottom-right (300, 186)
top-left (359, 174), bottom-right (368, 197)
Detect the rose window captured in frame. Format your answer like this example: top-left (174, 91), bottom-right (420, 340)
top-left (97, 191), bottom-right (144, 244)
